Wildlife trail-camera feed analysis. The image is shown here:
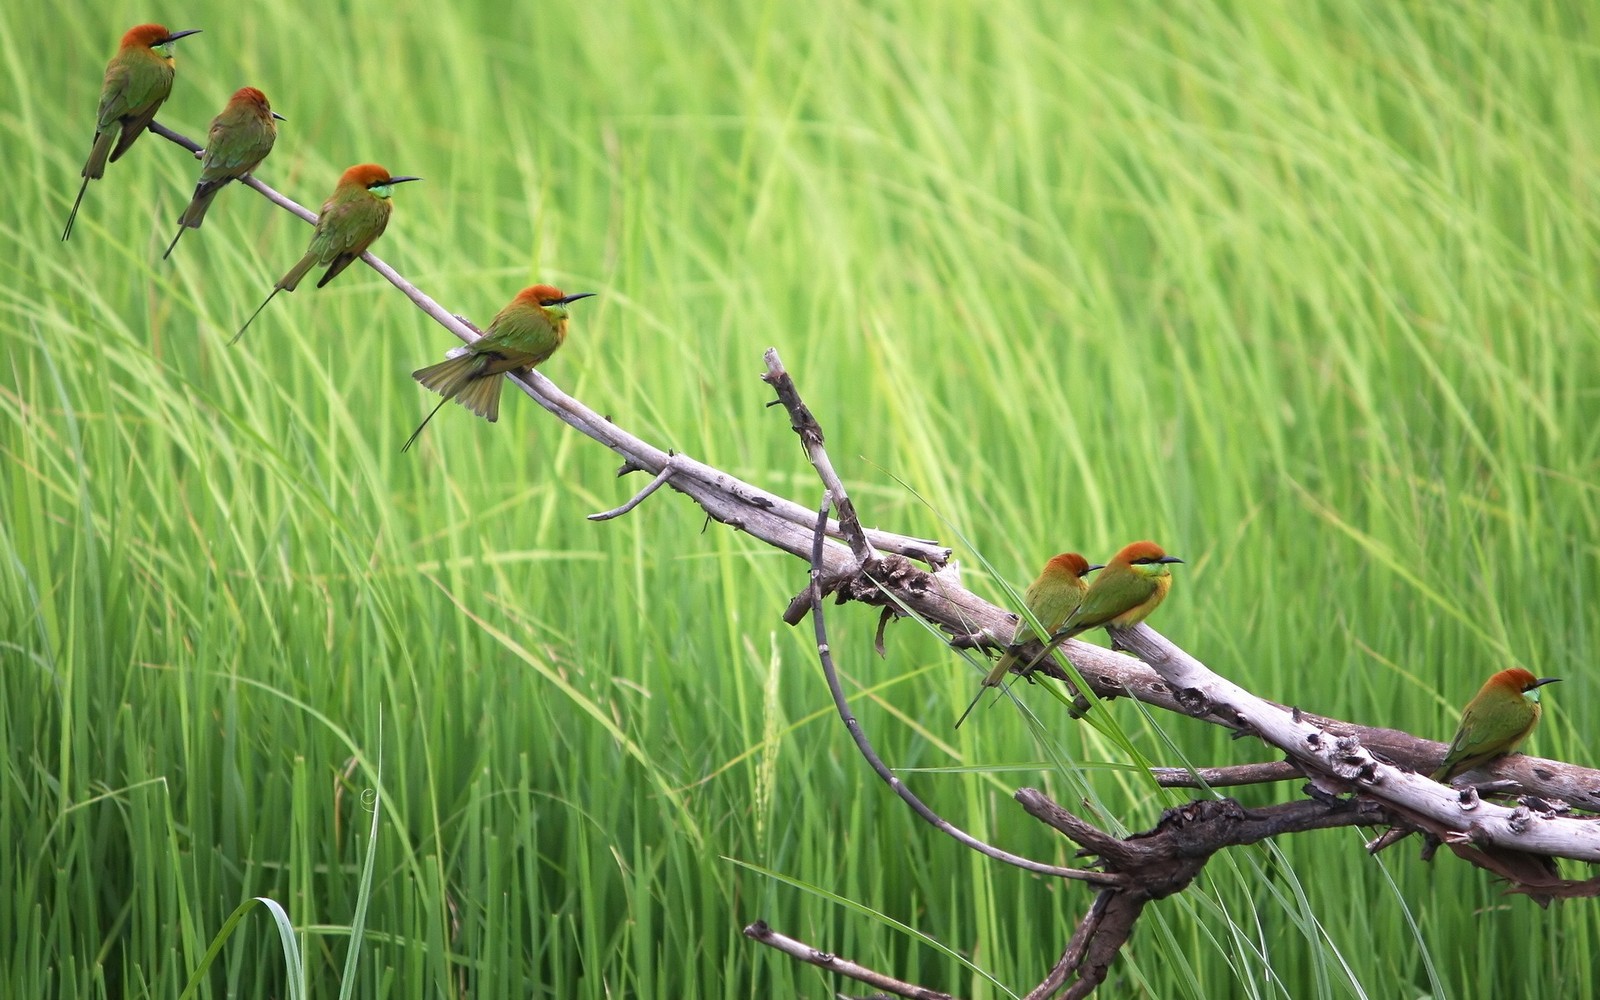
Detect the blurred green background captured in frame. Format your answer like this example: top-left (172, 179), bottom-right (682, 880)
top-left (3, 0), bottom-right (1597, 996)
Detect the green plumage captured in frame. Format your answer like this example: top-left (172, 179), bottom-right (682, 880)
top-left (165, 88), bottom-right (282, 259)
top-left (287, 184), bottom-right (395, 292)
top-left (92, 43), bottom-right (175, 173)
top-left (403, 286), bottom-right (594, 452)
top-left (1052, 540), bottom-right (1181, 641)
top-left (1433, 668), bottom-right (1557, 782)
top-left (233, 164), bottom-right (419, 342)
top-left (955, 553), bottom-right (1098, 727)
top-left (984, 555), bottom-right (1096, 685)
top-left (63, 25), bottom-right (200, 241)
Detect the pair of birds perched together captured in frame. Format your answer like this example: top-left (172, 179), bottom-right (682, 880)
top-left (966, 541), bottom-right (1558, 785)
top-left (957, 540), bottom-right (1183, 726)
top-left (63, 24), bottom-right (593, 450)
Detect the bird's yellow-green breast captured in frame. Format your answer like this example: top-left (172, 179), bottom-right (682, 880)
top-left (1433, 667), bottom-right (1559, 782)
top-left (1056, 540), bottom-right (1183, 639)
top-left (402, 285), bottom-right (595, 451)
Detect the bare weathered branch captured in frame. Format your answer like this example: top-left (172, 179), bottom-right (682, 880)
top-left (762, 349), bottom-right (877, 566)
top-left (1012, 790), bottom-right (1392, 997)
top-left (587, 467), bottom-right (672, 521)
top-left (143, 121), bottom-right (1599, 998)
top-left (802, 492), bottom-right (1116, 885)
top-left (1151, 760), bottom-right (1304, 788)
top-left (1111, 624), bottom-right (1600, 864)
top-left (742, 921), bottom-right (954, 1000)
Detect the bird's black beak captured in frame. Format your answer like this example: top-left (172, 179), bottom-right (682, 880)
top-left (1529, 677), bottom-right (1562, 689)
top-left (1085, 564), bottom-right (1107, 573)
top-left (163, 29), bottom-right (202, 43)
top-left (1158, 556), bottom-right (1185, 564)
top-left (558, 292), bottom-right (597, 305)
top-left (387, 176), bottom-right (423, 185)
top-left (271, 111), bottom-right (288, 121)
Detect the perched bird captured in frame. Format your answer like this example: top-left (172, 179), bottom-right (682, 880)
top-left (63, 24), bottom-right (202, 241)
top-left (955, 553), bottom-right (1102, 727)
top-left (403, 285), bottom-right (594, 451)
top-left (163, 87), bottom-right (285, 259)
top-left (1433, 668), bottom-right (1559, 782)
top-left (1040, 540), bottom-right (1183, 652)
top-left (233, 163), bottom-right (421, 341)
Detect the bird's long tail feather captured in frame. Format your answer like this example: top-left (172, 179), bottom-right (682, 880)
top-left (403, 354), bottom-right (505, 452)
top-left (177, 181), bottom-right (224, 231)
top-left (954, 685), bottom-right (993, 729)
top-left (277, 251), bottom-right (320, 293)
top-left (61, 176), bottom-right (92, 242)
top-left (955, 643), bottom-right (1024, 728)
top-left (453, 372), bottom-right (505, 422)
top-left (165, 184), bottom-right (225, 259)
top-left (84, 129), bottom-right (115, 181)
top-left (413, 354), bottom-right (484, 401)
top-left (414, 355), bottom-right (510, 419)
top-left (232, 288), bottom-right (281, 344)
top-left (401, 396), bottom-right (451, 453)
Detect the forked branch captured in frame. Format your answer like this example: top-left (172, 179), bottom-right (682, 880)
top-left (144, 120), bottom-right (1599, 999)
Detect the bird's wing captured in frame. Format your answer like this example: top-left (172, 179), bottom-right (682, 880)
top-left (1058, 582), bottom-right (1126, 634)
top-left (307, 199), bottom-right (389, 286)
top-left (202, 118), bottom-right (272, 178)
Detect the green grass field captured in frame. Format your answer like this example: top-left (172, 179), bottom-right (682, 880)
top-left (4, 1), bottom-right (1597, 996)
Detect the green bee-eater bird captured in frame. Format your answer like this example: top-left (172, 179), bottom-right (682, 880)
top-left (163, 87), bottom-right (285, 259)
top-left (1045, 540), bottom-right (1183, 648)
top-left (63, 23), bottom-right (202, 241)
top-left (402, 285), bottom-right (595, 452)
top-left (1433, 668), bottom-right (1559, 782)
top-left (955, 552), bottom-right (1102, 727)
top-left (233, 163), bottom-right (421, 342)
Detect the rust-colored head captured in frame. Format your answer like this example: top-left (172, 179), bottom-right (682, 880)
top-left (121, 24), bottom-right (200, 50)
top-left (230, 87), bottom-right (269, 108)
top-left (229, 87), bottom-right (285, 121)
top-left (1045, 553), bottom-right (1103, 579)
top-left (337, 163), bottom-right (421, 193)
top-left (121, 24), bottom-right (171, 48)
top-left (516, 285), bottom-right (597, 309)
top-left (1490, 668), bottom-right (1560, 696)
top-left (1109, 540), bottom-right (1183, 569)
top-left (340, 163), bottom-right (392, 187)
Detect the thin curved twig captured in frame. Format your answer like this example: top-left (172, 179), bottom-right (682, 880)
top-left (803, 492), bottom-right (1118, 885)
top-left (587, 467), bottom-right (672, 521)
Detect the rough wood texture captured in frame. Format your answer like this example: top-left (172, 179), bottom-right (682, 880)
top-left (148, 121), bottom-right (1598, 997)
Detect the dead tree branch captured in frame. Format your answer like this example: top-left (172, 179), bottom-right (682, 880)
top-left (142, 120), bottom-right (1599, 997)
top-left (800, 490), bottom-right (1117, 885)
top-left (1110, 625), bottom-right (1600, 863)
top-left (742, 921), bottom-right (953, 1000)
top-left (149, 122), bottom-right (948, 568)
top-left (1015, 792), bottom-right (1393, 999)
